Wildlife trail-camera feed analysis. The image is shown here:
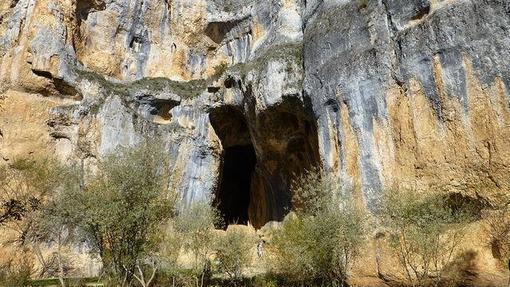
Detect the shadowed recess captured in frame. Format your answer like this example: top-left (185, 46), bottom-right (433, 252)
top-left (210, 106), bottom-right (253, 227)
top-left (216, 145), bottom-right (256, 225)
top-left (210, 98), bottom-right (321, 228)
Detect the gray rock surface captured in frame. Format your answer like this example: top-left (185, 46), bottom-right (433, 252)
top-left (1, 0), bottom-right (510, 227)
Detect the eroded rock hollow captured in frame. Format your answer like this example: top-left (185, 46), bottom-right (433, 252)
top-left (210, 98), bottom-right (320, 228)
top-left (210, 106), bottom-right (255, 226)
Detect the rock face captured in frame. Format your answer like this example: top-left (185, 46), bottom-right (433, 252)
top-left (1, 0), bottom-right (510, 229)
top-left (305, 0), bottom-right (510, 208)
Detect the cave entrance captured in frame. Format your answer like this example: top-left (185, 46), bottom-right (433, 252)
top-left (216, 145), bottom-right (256, 225)
top-left (210, 107), bottom-right (254, 227)
top-left (210, 99), bottom-right (321, 229)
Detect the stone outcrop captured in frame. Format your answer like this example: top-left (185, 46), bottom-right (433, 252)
top-left (1, 0), bottom-right (509, 247)
top-left (305, 0), bottom-right (510, 208)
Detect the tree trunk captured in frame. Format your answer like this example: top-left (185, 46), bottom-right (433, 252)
top-left (34, 244), bottom-right (47, 277)
top-left (56, 233), bottom-right (66, 287)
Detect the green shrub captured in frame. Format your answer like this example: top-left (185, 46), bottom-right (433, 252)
top-left (0, 256), bottom-right (34, 287)
top-left (156, 223), bottom-right (183, 281)
top-left (0, 157), bottom-right (65, 226)
top-left (291, 168), bottom-right (336, 216)
top-left (378, 189), bottom-right (474, 287)
top-left (212, 63), bottom-right (228, 79)
top-left (270, 169), bottom-right (367, 286)
top-left (52, 141), bottom-right (175, 284)
top-left (175, 202), bottom-right (221, 287)
top-left (357, 0), bottom-right (369, 9)
top-left (0, 156), bottom-right (81, 287)
top-left (214, 227), bottom-right (256, 285)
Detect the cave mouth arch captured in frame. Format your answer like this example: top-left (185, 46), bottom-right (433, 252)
top-left (209, 100), bottom-right (321, 229)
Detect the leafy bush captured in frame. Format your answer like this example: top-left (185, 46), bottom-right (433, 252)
top-left (0, 157), bottom-right (65, 227)
top-left (212, 63), bottom-right (228, 79)
top-left (174, 202), bottom-right (221, 287)
top-left (378, 189), bottom-right (473, 287)
top-left (291, 168), bottom-right (336, 216)
top-left (486, 208), bottom-right (510, 263)
top-left (53, 142), bottom-right (175, 284)
top-left (357, 0), bottom-right (369, 9)
top-left (0, 156), bottom-right (75, 286)
top-left (154, 223), bottom-right (183, 285)
top-left (214, 227), bottom-right (256, 285)
top-left (0, 255), bottom-right (34, 287)
top-left (270, 169), bottom-right (367, 286)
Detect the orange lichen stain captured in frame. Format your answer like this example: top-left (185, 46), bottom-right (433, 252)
top-left (377, 55), bottom-right (510, 200)
top-left (463, 57), bottom-right (510, 195)
top-left (251, 21), bottom-right (266, 47)
top-left (371, 114), bottom-right (395, 188)
top-left (431, 55), bottom-right (472, 164)
top-left (0, 90), bottom-right (62, 160)
top-left (408, 78), bottom-right (444, 166)
top-left (169, 48), bottom-right (191, 81)
top-left (339, 101), bottom-right (363, 199)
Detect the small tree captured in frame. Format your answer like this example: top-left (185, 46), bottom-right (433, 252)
top-left (174, 201), bottom-right (221, 287)
top-left (0, 157), bottom-right (63, 227)
top-left (0, 156), bottom-right (72, 285)
top-left (291, 168), bottom-right (336, 217)
top-left (486, 207), bottom-right (510, 262)
top-left (26, 172), bottom-right (81, 287)
top-left (155, 223), bottom-right (183, 287)
top-left (378, 189), bottom-right (473, 287)
top-left (55, 142), bottom-right (175, 285)
top-left (270, 169), bottom-right (367, 286)
top-left (214, 227), bottom-right (256, 285)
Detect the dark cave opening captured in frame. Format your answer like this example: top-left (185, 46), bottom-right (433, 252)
top-left (209, 99), bottom-right (321, 228)
top-left (216, 145), bottom-right (256, 226)
top-left (210, 106), bottom-right (254, 227)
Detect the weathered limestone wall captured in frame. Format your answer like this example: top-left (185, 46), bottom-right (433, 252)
top-left (0, 0), bottom-right (509, 223)
top-left (304, 0), bottom-right (510, 207)
top-left (1, 0), bottom-right (510, 282)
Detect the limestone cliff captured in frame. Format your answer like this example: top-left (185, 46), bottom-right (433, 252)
top-left (1, 0), bottom-right (510, 230)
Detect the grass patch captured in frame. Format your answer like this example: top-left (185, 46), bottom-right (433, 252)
top-left (30, 277), bottom-right (103, 287)
top-left (228, 43), bottom-right (303, 77)
top-left (74, 43), bottom-right (303, 101)
top-left (132, 77), bottom-right (207, 99)
top-left (71, 43), bottom-right (303, 115)
top-left (75, 69), bottom-right (207, 100)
